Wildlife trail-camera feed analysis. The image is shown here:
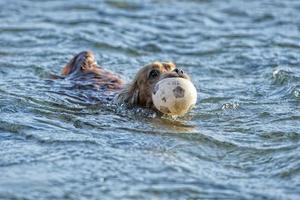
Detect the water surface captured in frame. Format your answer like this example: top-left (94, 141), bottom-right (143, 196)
top-left (0, 0), bottom-right (300, 199)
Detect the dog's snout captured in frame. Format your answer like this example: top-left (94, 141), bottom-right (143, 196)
top-left (162, 67), bottom-right (189, 80)
top-left (174, 68), bottom-right (184, 75)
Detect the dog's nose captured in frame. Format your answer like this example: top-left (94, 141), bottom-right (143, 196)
top-left (174, 68), bottom-right (184, 75)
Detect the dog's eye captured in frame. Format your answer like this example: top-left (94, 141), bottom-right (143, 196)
top-left (149, 70), bottom-right (160, 79)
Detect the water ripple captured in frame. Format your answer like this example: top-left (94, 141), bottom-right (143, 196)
top-left (1, 0), bottom-right (300, 199)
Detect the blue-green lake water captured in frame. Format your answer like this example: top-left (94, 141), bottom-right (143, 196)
top-left (0, 0), bottom-right (300, 199)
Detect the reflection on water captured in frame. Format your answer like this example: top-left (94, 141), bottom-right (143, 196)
top-left (0, 0), bottom-right (300, 199)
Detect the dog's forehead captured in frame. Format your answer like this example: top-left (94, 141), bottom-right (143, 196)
top-left (151, 63), bottom-right (174, 72)
top-left (152, 65), bottom-right (164, 71)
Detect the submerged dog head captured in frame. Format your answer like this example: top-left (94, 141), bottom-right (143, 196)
top-left (115, 61), bottom-right (190, 108)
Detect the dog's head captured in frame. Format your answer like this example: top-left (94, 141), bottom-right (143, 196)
top-left (115, 61), bottom-right (190, 108)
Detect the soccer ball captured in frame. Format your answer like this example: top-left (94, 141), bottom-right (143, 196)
top-left (152, 78), bottom-right (197, 116)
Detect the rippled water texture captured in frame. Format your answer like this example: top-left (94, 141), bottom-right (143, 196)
top-left (1, 0), bottom-right (300, 199)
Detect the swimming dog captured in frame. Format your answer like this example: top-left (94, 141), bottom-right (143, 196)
top-left (60, 51), bottom-right (189, 111)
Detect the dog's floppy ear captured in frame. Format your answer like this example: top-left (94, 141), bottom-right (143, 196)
top-left (115, 81), bottom-right (139, 106)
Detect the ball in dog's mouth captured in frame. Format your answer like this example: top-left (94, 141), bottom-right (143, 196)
top-left (152, 77), bottom-right (197, 116)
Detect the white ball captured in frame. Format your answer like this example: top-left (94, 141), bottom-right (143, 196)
top-left (152, 78), bottom-right (197, 116)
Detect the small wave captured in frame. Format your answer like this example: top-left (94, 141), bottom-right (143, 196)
top-left (221, 102), bottom-right (240, 110)
top-left (260, 131), bottom-right (300, 141)
top-left (106, 0), bottom-right (144, 11)
top-left (272, 69), bottom-right (293, 85)
top-left (293, 86), bottom-right (300, 100)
